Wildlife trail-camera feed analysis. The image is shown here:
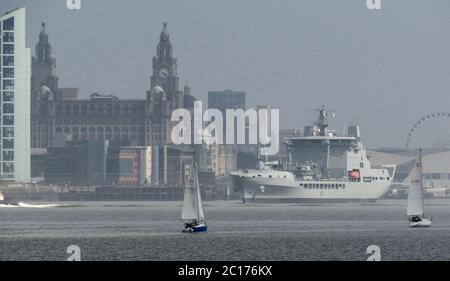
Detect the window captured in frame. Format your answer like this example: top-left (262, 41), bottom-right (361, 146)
top-left (3, 139), bottom-right (13, 149)
top-left (360, 162), bottom-right (364, 168)
top-left (3, 127), bottom-right (14, 138)
top-left (3, 56), bottom-right (13, 66)
top-left (3, 68), bottom-right (13, 78)
top-left (432, 173), bottom-right (441, 180)
top-left (2, 32), bottom-right (14, 42)
top-left (3, 17), bottom-right (14, 30)
top-left (3, 151), bottom-right (14, 161)
top-left (3, 115), bottom-right (14, 125)
top-left (2, 79), bottom-right (14, 90)
top-left (3, 44), bottom-right (14, 55)
top-left (3, 103), bottom-right (14, 114)
top-left (3, 162), bottom-right (14, 173)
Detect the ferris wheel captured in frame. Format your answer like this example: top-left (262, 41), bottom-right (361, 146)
top-left (405, 112), bottom-right (450, 149)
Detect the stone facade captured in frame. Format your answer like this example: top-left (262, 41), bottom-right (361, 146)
top-left (31, 23), bottom-right (188, 149)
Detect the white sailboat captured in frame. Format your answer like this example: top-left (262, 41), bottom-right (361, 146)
top-left (181, 161), bottom-right (207, 233)
top-left (407, 149), bottom-right (432, 227)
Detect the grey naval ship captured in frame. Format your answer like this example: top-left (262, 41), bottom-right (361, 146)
top-left (230, 107), bottom-right (396, 203)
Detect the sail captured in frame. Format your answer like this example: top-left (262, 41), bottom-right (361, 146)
top-left (407, 151), bottom-right (424, 216)
top-left (182, 163), bottom-right (197, 220)
top-left (195, 163), bottom-right (205, 222)
top-left (181, 162), bottom-right (205, 222)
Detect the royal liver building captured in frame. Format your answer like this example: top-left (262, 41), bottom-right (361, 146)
top-left (31, 23), bottom-right (189, 148)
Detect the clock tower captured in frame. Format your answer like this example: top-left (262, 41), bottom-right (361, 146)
top-left (146, 23), bottom-right (184, 145)
top-left (148, 22), bottom-right (183, 110)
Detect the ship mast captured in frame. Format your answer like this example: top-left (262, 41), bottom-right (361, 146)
top-left (314, 106), bottom-right (336, 178)
top-left (315, 105), bottom-right (334, 136)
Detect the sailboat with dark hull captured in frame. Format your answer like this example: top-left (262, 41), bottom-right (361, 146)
top-left (182, 161), bottom-right (207, 233)
top-left (407, 149), bottom-right (432, 227)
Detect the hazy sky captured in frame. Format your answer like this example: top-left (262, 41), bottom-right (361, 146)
top-left (2, 0), bottom-right (450, 148)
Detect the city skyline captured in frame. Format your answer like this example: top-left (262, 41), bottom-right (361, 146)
top-left (1, 0), bottom-right (450, 148)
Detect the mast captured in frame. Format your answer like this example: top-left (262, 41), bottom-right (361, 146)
top-left (195, 161), bottom-right (200, 221)
top-left (314, 106), bottom-right (335, 178)
top-left (419, 148), bottom-right (424, 216)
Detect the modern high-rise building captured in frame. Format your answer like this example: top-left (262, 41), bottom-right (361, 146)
top-left (0, 8), bottom-right (31, 182)
top-left (207, 90), bottom-right (246, 175)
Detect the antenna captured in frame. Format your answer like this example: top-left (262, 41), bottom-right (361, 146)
top-left (314, 105), bottom-right (336, 136)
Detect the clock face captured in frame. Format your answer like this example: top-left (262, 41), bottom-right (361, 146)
top-left (159, 67), bottom-right (169, 80)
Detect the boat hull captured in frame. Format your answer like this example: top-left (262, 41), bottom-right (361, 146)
top-left (183, 224), bottom-right (208, 233)
top-left (409, 218), bottom-right (432, 227)
top-left (231, 172), bottom-right (392, 203)
top-left (0, 200), bottom-right (19, 206)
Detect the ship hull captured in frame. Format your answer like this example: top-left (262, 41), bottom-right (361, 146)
top-left (231, 173), bottom-right (391, 203)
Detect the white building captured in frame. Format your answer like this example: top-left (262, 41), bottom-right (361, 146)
top-left (0, 8), bottom-right (31, 182)
top-left (369, 149), bottom-right (450, 196)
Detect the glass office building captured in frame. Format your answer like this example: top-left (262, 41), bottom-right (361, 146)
top-left (0, 8), bottom-right (30, 182)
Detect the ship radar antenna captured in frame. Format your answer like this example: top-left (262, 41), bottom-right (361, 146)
top-left (314, 105), bottom-right (336, 136)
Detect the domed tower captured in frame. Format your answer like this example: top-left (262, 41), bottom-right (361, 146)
top-left (31, 22), bottom-right (58, 95)
top-left (31, 22), bottom-right (60, 148)
top-left (148, 22), bottom-right (183, 110)
top-left (146, 23), bottom-right (184, 145)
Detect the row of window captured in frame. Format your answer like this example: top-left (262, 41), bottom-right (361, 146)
top-left (301, 183), bottom-right (346, 190)
top-left (48, 126), bottom-right (145, 133)
top-left (362, 176), bottom-right (389, 182)
top-left (34, 134), bottom-right (141, 143)
top-left (53, 118), bottom-right (143, 125)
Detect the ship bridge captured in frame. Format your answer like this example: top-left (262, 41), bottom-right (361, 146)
top-left (285, 123), bottom-right (366, 180)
